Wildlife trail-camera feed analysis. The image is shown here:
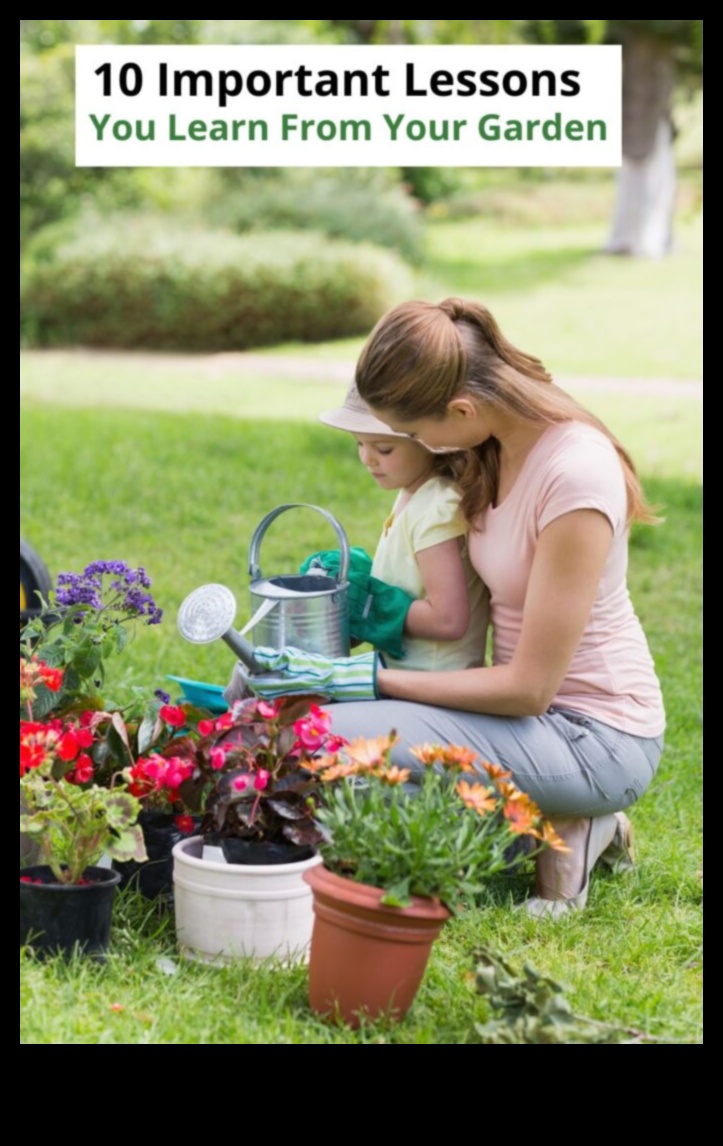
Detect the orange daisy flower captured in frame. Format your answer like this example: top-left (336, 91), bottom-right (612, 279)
top-left (534, 820), bottom-right (572, 853)
top-left (409, 743), bottom-right (445, 767)
top-left (439, 745), bottom-right (478, 773)
top-left (502, 790), bottom-right (542, 835)
top-left (456, 780), bottom-right (497, 816)
top-left (346, 734), bottom-right (396, 771)
top-left (482, 761), bottom-right (512, 781)
top-left (379, 766), bottom-right (412, 786)
top-left (320, 761), bottom-right (359, 782)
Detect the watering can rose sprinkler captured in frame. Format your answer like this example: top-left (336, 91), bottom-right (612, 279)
top-left (177, 504), bottom-right (362, 700)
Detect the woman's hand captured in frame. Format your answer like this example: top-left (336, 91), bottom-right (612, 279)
top-left (379, 509), bottom-right (614, 716)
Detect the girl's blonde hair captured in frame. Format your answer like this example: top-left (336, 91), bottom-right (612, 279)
top-left (356, 297), bottom-right (658, 524)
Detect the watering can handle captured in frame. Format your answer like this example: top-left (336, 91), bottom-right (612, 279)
top-left (248, 504), bottom-right (350, 585)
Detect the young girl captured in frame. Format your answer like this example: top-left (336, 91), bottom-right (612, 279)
top-left (316, 382), bottom-right (489, 671)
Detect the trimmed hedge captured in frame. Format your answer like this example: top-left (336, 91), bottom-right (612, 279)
top-left (20, 218), bottom-right (414, 350)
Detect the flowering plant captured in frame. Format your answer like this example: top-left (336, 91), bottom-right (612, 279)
top-left (20, 560), bottom-right (162, 718)
top-left (172, 697), bottom-right (346, 852)
top-left (20, 662), bottom-right (146, 884)
top-left (308, 733), bottom-right (569, 909)
top-left (19, 560), bottom-right (192, 817)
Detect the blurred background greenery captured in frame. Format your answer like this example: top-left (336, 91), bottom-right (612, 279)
top-left (20, 19), bottom-right (702, 353)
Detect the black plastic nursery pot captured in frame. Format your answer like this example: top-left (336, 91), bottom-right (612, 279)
top-left (20, 865), bottom-right (121, 960)
top-left (220, 838), bottom-right (316, 866)
top-left (113, 810), bottom-right (188, 900)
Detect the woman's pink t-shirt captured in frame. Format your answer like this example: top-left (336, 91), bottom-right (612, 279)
top-left (467, 421), bottom-right (665, 736)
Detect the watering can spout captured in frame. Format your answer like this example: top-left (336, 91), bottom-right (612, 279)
top-left (221, 628), bottom-right (261, 674)
top-left (177, 584), bottom-right (263, 675)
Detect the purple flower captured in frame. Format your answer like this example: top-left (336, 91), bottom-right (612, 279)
top-left (53, 562), bottom-right (162, 626)
top-left (154, 689), bottom-right (171, 704)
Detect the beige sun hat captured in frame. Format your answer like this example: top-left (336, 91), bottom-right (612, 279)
top-left (318, 383), bottom-right (409, 439)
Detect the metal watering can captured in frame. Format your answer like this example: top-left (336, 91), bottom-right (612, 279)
top-left (177, 504), bottom-right (350, 674)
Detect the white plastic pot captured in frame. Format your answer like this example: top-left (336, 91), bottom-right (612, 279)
top-left (172, 836), bottom-right (322, 964)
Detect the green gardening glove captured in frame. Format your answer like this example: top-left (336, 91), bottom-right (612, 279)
top-left (300, 547), bottom-right (372, 579)
top-left (300, 548), bottom-right (415, 660)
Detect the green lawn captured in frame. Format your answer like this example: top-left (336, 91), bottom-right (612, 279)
top-left (20, 380), bottom-right (702, 1043)
top-left (19, 184), bottom-right (703, 1043)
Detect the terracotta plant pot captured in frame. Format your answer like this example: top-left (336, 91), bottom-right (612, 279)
top-left (172, 836), bottom-right (322, 964)
top-left (303, 865), bottom-right (451, 1027)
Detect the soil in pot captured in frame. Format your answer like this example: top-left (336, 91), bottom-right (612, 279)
top-left (20, 865), bottom-right (121, 961)
top-left (220, 838), bottom-right (315, 866)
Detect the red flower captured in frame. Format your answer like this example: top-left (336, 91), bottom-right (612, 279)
top-left (197, 719), bottom-right (214, 737)
top-left (159, 704), bottom-right (186, 729)
top-left (76, 727), bottom-right (94, 749)
top-left (39, 665), bottom-right (63, 692)
top-left (57, 730), bottom-right (81, 762)
top-left (253, 769), bottom-right (270, 792)
top-left (72, 754), bottom-right (94, 784)
top-left (175, 814), bottom-right (195, 834)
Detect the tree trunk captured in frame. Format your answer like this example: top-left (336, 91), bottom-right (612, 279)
top-left (605, 30), bottom-right (677, 257)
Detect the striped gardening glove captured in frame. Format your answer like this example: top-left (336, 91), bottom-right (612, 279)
top-left (243, 646), bottom-right (382, 703)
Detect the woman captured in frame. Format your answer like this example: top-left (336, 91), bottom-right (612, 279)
top-left (246, 297), bottom-right (665, 916)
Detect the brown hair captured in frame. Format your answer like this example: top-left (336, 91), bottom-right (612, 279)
top-left (356, 298), bottom-right (659, 524)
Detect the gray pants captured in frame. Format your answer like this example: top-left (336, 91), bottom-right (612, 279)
top-left (324, 701), bottom-right (663, 818)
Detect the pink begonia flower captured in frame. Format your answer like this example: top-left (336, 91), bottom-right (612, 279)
top-left (214, 713), bottom-right (235, 731)
top-left (293, 704), bottom-right (332, 750)
top-left (257, 699), bottom-right (281, 720)
top-left (197, 719), bottom-right (214, 737)
top-left (210, 747), bottom-right (226, 771)
top-left (159, 705), bottom-right (186, 729)
top-left (325, 735), bottom-right (349, 752)
top-left (165, 756), bottom-right (193, 789)
top-left (233, 774), bottom-right (250, 792)
top-left (253, 769), bottom-right (270, 792)
top-left (144, 756), bottom-right (164, 781)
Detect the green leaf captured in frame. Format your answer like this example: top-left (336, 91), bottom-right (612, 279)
top-left (30, 684), bottom-right (60, 719)
top-left (105, 824), bottom-right (148, 863)
top-left (114, 624), bottom-right (128, 653)
top-left (111, 711), bottom-right (130, 749)
top-left (72, 644), bottom-right (101, 679)
top-left (137, 712), bottom-right (158, 755)
top-left (104, 790), bottom-right (141, 829)
top-left (19, 816), bottom-right (43, 834)
top-left (380, 878), bottom-right (411, 908)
